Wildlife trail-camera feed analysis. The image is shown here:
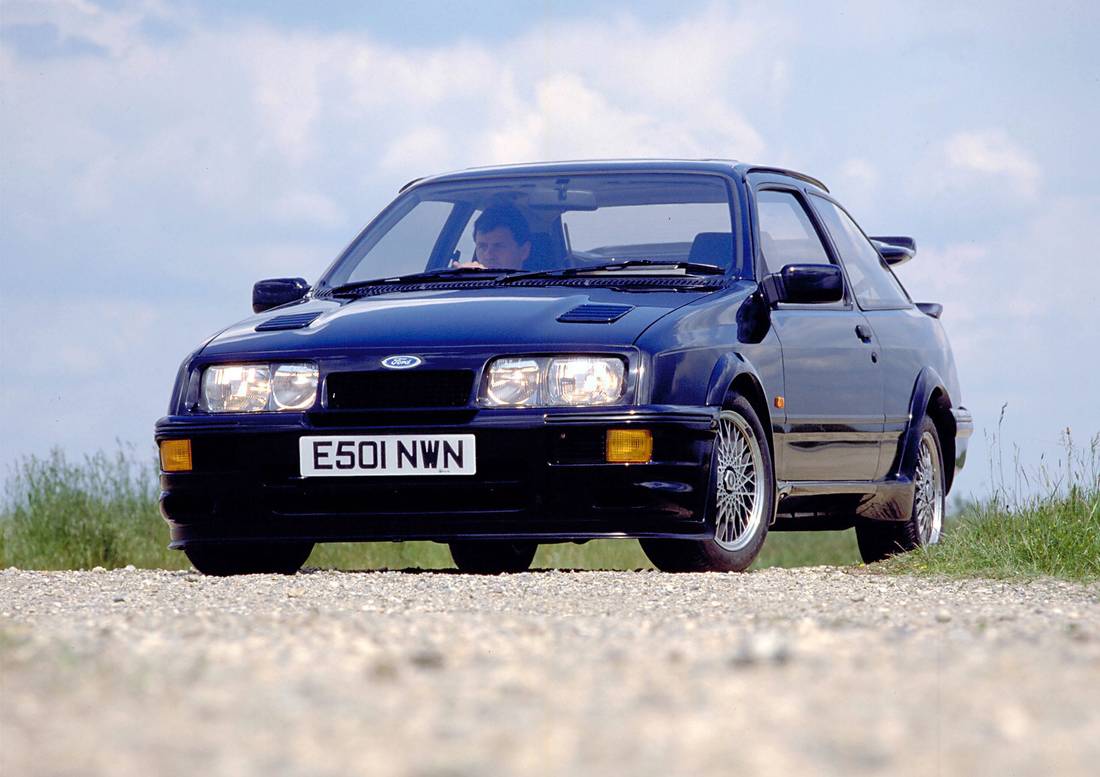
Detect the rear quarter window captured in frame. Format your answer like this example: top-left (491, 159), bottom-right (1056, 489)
top-left (810, 195), bottom-right (910, 309)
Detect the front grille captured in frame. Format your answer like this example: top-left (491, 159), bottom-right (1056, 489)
top-left (308, 410), bottom-right (477, 427)
top-left (326, 370), bottom-right (475, 410)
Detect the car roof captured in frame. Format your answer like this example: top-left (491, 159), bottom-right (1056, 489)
top-left (401, 159), bottom-right (828, 193)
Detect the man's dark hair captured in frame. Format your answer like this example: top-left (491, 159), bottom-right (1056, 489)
top-left (474, 203), bottom-right (530, 245)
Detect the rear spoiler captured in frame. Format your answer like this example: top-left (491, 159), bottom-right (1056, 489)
top-left (870, 236), bottom-right (916, 266)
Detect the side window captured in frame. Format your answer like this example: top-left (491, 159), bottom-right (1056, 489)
top-left (755, 190), bottom-right (831, 270)
top-left (810, 195), bottom-right (910, 309)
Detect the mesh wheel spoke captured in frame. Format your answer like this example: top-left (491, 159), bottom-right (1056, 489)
top-left (712, 410), bottom-right (767, 552)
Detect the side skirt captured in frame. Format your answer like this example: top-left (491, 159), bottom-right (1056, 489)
top-left (772, 477), bottom-right (915, 530)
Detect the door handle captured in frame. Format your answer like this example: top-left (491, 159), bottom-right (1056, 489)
top-left (855, 324), bottom-right (874, 343)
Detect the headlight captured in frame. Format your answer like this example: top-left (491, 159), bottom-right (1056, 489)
top-left (479, 356), bottom-right (626, 407)
top-left (272, 364), bottom-right (319, 409)
top-left (546, 357), bottom-right (625, 405)
top-left (483, 358), bottom-right (541, 406)
top-left (200, 363), bottom-right (317, 412)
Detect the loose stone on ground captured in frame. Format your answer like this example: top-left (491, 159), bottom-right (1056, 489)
top-left (1, 567), bottom-right (1098, 776)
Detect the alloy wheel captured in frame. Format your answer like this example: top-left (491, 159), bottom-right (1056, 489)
top-left (913, 430), bottom-right (944, 544)
top-left (713, 410), bottom-right (766, 551)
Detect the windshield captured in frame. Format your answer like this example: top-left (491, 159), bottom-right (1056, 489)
top-left (321, 173), bottom-right (741, 289)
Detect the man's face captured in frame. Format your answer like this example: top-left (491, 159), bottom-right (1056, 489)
top-left (474, 226), bottom-right (530, 270)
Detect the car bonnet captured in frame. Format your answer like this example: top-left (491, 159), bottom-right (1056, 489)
top-left (199, 285), bottom-right (714, 357)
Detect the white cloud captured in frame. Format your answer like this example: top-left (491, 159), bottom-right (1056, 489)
top-left (839, 158), bottom-right (879, 189)
top-left (380, 126), bottom-right (452, 172)
top-left (5, 299), bottom-right (160, 377)
top-left (270, 191), bottom-right (345, 228)
top-left (481, 72), bottom-right (765, 163)
top-left (2, 5), bottom-right (781, 235)
top-left (943, 129), bottom-right (1041, 197)
top-left (897, 193), bottom-right (1100, 361)
top-left (831, 158), bottom-right (880, 214)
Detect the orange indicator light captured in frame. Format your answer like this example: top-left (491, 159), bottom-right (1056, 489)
top-left (160, 439), bottom-right (193, 472)
top-left (774, 396), bottom-right (785, 409)
top-left (606, 429), bottom-right (653, 463)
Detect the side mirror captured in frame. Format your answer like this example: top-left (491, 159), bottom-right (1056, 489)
top-left (763, 263), bottom-right (844, 305)
top-left (253, 278), bottom-right (309, 313)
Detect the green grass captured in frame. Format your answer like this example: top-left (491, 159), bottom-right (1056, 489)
top-left (1, 436), bottom-right (1095, 581)
top-left (884, 428), bottom-right (1100, 582)
top-left (0, 447), bottom-right (186, 571)
top-left (753, 529), bottom-right (862, 569)
top-left (306, 531), bottom-right (862, 571)
top-left (307, 539), bottom-right (655, 571)
top-left (884, 488), bottom-right (1099, 582)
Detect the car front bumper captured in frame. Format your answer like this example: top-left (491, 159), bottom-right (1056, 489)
top-left (155, 406), bottom-right (718, 548)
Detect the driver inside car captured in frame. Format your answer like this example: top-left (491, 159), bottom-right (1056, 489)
top-left (449, 203), bottom-right (532, 270)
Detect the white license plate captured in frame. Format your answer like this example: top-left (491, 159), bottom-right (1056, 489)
top-left (299, 434), bottom-right (476, 477)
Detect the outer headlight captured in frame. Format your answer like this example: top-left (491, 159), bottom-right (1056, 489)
top-left (201, 365), bottom-right (270, 412)
top-left (479, 356), bottom-right (626, 407)
top-left (200, 363), bottom-right (317, 412)
top-left (546, 357), bottom-right (625, 405)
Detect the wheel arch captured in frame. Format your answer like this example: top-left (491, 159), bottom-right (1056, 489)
top-left (896, 367), bottom-right (958, 492)
top-left (706, 353), bottom-right (775, 461)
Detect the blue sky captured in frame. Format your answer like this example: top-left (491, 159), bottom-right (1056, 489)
top-left (2, 0), bottom-right (1098, 501)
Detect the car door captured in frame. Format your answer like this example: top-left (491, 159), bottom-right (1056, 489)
top-left (807, 193), bottom-right (924, 480)
top-left (755, 187), bottom-right (884, 482)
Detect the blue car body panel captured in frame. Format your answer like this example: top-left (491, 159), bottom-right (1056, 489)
top-left (155, 159), bottom-right (971, 548)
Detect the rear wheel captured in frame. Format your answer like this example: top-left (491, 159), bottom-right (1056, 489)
top-left (856, 415), bottom-right (945, 563)
top-left (184, 541), bottom-right (314, 576)
top-left (448, 541), bottom-right (537, 574)
top-left (641, 396), bottom-right (774, 572)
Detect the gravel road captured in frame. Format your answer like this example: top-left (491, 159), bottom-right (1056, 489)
top-left (2, 565), bottom-right (1098, 777)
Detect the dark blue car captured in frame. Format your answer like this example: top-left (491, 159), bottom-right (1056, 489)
top-left (155, 160), bottom-right (972, 575)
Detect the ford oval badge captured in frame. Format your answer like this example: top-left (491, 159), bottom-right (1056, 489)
top-left (381, 355), bottom-right (423, 369)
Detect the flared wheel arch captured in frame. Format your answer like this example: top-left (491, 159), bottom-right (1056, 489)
top-left (896, 368), bottom-right (958, 494)
top-left (705, 357), bottom-right (776, 478)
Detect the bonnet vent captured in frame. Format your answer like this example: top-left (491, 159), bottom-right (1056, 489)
top-left (255, 311), bottom-right (323, 331)
top-left (557, 303), bottom-right (635, 323)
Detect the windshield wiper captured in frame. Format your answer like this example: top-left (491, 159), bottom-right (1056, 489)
top-left (499, 260), bottom-right (726, 283)
top-left (324, 267), bottom-right (524, 296)
top-left (324, 261), bottom-right (726, 295)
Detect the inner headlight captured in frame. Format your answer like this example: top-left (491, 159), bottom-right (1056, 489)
top-left (200, 363), bottom-right (317, 412)
top-left (483, 358), bottom-right (541, 406)
top-left (272, 364), bottom-right (319, 410)
top-left (479, 356), bottom-right (625, 407)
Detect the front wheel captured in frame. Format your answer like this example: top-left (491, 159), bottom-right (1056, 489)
top-left (448, 541), bottom-right (537, 574)
top-left (641, 396), bottom-right (775, 572)
top-left (184, 541), bottom-right (314, 576)
top-left (856, 416), bottom-right (945, 563)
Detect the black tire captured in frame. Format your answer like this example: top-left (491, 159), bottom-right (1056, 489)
top-left (856, 415), bottom-right (945, 563)
top-left (184, 542), bottom-right (314, 576)
top-left (448, 541), bottom-right (538, 574)
top-left (640, 395), bottom-right (775, 572)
